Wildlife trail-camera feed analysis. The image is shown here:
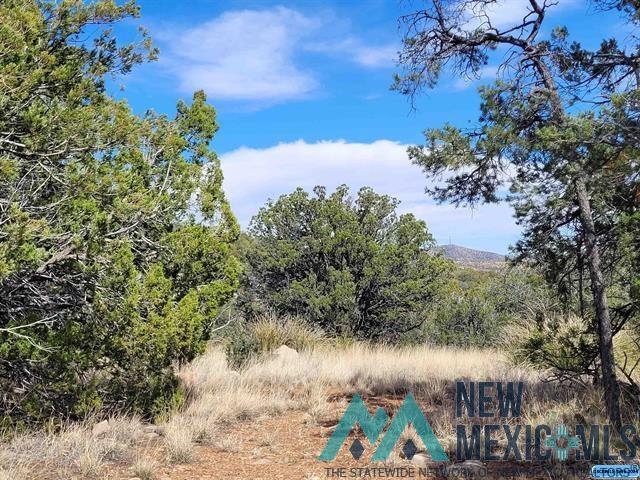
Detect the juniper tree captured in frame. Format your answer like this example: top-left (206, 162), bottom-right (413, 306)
top-left (0, 1), bottom-right (240, 421)
top-left (241, 185), bottom-right (451, 340)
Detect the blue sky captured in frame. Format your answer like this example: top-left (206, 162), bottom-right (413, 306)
top-left (113, 0), bottom-right (628, 253)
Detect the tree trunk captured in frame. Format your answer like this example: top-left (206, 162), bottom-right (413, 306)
top-left (531, 55), bottom-right (623, 429)
top-left (577, 240), bottom-right (585, 319)
top-left (575, 175), bottom-right (622, 430)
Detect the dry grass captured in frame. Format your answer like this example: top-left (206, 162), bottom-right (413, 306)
top-left (131, 454), bottom-right (158, 480)
top-left (163, 419), bottom-right (195, 464)
top-left (249, 312), bottom-right (326, 353)
top-left (0, 340), bottom-right (621, 477)
top-left (0, 461), bottom-right (31, 480)
top-left (169, 342), bottom-right (611, 462)
top-left (0, 415), bottom-right (144, 478)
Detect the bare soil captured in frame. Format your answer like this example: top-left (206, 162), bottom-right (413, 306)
top-left (106, 396), bottom-right (423, 480)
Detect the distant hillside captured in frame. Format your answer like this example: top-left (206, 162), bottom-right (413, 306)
top-left (437, 244), bottom-right (505, 271)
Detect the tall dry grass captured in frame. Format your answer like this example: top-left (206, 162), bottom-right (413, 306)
top-left (250, 313), bottom-right (326, 353)
top-left (0, 340), bottom-right (621, 478)
top-left (170, 342), bottom-right (611, 464)
top-left (0, 416), bottom-right (144, 479)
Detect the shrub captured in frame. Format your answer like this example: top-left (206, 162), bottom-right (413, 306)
top-left (507, 313), bottom-right (599, 380)
top-left (224, 324), bottom-right (261, 369)
top-left (0, 2), bottom-right (239, 422)
top-left (239, 185), bottom-right (452, 340)
top-left (422, 266), bottom-right (553, 347)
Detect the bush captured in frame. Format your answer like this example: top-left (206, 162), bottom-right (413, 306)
top-left (421, 266), bottom-right (553, 347)
top-left (507, 313), bottom-right (599, 379)
top-left (239, 185), bottom-right (451, 340)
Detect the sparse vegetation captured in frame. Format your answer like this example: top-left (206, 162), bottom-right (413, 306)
top-left (0, 0), bottom-right (638, 478)
top-left (0, 416), bottom-right (144, 478)
top-left (3, 339), bottom-right (634, 478)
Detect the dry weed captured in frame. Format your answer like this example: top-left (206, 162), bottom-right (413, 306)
top-left (0, 340), bottom-right (620, 475)
top-left (164, 420), bottom-right (194, 464)
top-left (132, 454), bottom-right (158, 480)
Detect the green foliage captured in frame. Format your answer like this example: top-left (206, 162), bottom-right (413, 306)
top-left (423, 267), bottom-right (552, 347)
top-left (396, 2), bottom-right (639, 421)
top-left (239, 185), bottom-right (452, 340)
top-left (508, 314), bottom-right (600, 380)
top-left (0, 1), bottom-right (239, 422)
top-left (621, 210), bottom-right (640, 305)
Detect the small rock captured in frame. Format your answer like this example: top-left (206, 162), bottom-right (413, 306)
top-left (272, 345), bottom-right (298, 361)
top-left (92, 420), bottom-right (110, 437)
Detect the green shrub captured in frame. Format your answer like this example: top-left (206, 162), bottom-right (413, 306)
top-left (239, 185), bottom-right (452, 340)
top-left (421, 266), bottom-right (553, 347)
top-left (225, 323), bottom-right (261, 368)
top-left (506, 314), bottom-right (598, 379)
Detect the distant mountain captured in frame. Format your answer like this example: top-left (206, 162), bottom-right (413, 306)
top-left (437, 244), bottom-right (505, 270)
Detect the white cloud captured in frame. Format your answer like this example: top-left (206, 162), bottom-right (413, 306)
top-left (465, 0), bottom-right (579, 30)
top-left (168, 7), bottom-right (318, 102)
top-left (220, 139), bottom-right (520, 253)
top-left (306, 37), bottom-right (397, 68)
top-left (164, 7), bottom-right (398, 104)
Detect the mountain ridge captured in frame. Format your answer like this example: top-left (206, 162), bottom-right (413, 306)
top-left (436, 244), bottom-right (505, 270)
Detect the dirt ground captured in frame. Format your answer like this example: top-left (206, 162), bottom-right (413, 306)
top-left (104, 411), bottom-right (362, 479)
top-left (106, 396), bottom-right (425, 480)
top-left (99, 387), bottom-right (603, 480)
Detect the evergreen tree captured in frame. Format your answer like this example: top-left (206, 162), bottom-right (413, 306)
top-left (241, 185), bottom-right (451, 340)
top-left (0, 0), bottom-right (240, 422)
top-left (395, 0), bottom-right (639, 427)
